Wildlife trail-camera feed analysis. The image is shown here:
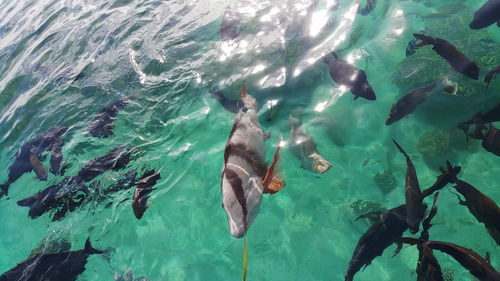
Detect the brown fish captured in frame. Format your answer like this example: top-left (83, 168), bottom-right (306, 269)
top-left (458, 103), bottom-right (500, 140)
top-left (393, 140), bottom-right (425, 234)
top-left (386, 78), bottom-right (457, 125)
top-left (29, 147), bottom-right (47, 181)
top-left (399, 238), bottom-right (500, 281)
top-left (323, 52), bottom-right (376, 100)
top-left (132, 169), bottom-right (161, 219)
top-left (480, 124), bottom-right (500, 156)
top-left (452, 179), bottom-right (500, 245)
top-left (413, 33), bottom-right (480, 80)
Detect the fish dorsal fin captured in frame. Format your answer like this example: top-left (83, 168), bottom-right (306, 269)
top-left (262, 139), bottom-right (284, 194)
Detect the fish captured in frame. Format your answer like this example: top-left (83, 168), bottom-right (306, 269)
top-left (415, 193), bottom-right (444, 281)
top-left (0, 126), bottom-right (68, 197)
top-left (357, 0), bottom-right (376, 15)
top-left (393, 140), bottom-right (425, 234)
top-left (221, 86), bottom-right (284, 238)
top-left (413, 33), bottom-right (480, 80)
top-left (220, 9), bottom-right (240, 41)
top-left (0, 238), bottom-right (104, 281)
top-left (28, 236), bottom-right (71, 259)
top-left (323, 52), bottom-right (376, 100)
top-left (469, 0), bottom-right (500, 30)
top-left (346, 162), bottom-right (459, 281)
top-left (77, 144), bottom-right (132, 182)
top-left (399, 238), bottom-right (500, 281)
top-left (345, 204), bottom-right (408, 281)
top-left (209, 89), bottom-right (243, 114)
top-left (88, 97), bottom-right (129, 138)
top-left (132, 169), bottom-right (161, 219)
top-left (289, 108), bottom-right (331, 173)
top-left (452, 179), bottom-right (500, 245)
top-left (29, 147), bottom-right (48, 181)
top-left (17, 176), bottom-right (88, 220)
top-left (385, 78), bottom-right (458, 125)
top-left (480, 124), bottom-right (500, 156)
top-left (485, 65), bottom-right (500, 86)
top-left (49, 138), bottom-right (64, 175)
top-left (458, 102), bottom-right (500, 139)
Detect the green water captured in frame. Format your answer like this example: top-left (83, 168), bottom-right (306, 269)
top-left (0, 0), bottom-right (499, 280)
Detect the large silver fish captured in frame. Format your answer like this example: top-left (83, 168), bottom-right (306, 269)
top-left (221, 86), bottom-right (284, 238)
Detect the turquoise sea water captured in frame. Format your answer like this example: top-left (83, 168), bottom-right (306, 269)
top-left (0, 0), bottom-right (499, 280)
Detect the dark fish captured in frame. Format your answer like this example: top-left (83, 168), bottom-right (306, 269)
top-left (209, 89), bottom-right (243, 114)
top-left (470, 0), bottom-right (500, 30)
top-left (49, 138), bottom-right (64, 175)
top-left (399, 238), bottom-right (500, 281)
top-left (415, 193), bottom-right (444, 281)
top-left (0, 126), bottom-right (68, 197)
top-left (385, 78), bottom-right (457, 125)
top-left (421, 161), bottom-right (461, 198)
top-left (17, 177), bottom-right (88, 220)
top-left (221, 86), bottom-right (284, 238)
top-left (345, 205), bottom-right (408, 281)
top-left (88, 97), bottom-right (129, 138)
top-left (220, 9), bottom-right (240, 41)
top-left (346, 162), bottom-right (459, 281)
top-left (413, 33), bottom-right (480, 80)
top-left (485, 65), bottom-right (500, 86)
top-left (481, 124), bottom-right (500, 156)
top-left (289, 108), bottom-right (331, 173)
top-left (323, 52), bottom-right (376, 100)
top-left (77, 145), bottom-right (132, 182)
top-left (29, 148), bottom-right (48, 181)
top-left (457, 103), bottom-right (500, 140)
top-left (357, 0), bottom-right (376, 15)
top-left (0, 239), bottom-right (103, 281)
top-left (393, 140), bottom-right (425, 234)
top-left (452, 179), bottom-right (500, 245)
top-left (132, 169), bottom-right (161, 219)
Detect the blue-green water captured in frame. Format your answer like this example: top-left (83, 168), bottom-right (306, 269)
top-left (0, 0), bottom-right (499, 280)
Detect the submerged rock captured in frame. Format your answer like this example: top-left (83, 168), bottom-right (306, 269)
top-left (417, 129), bottom-right (450, 157)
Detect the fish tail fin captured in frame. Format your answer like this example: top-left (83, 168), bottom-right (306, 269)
top-left (84, 238), bottom-right (105, 255)
top-left (392, 139), bottom-right (409, 159)
top-left (262, 139), bottom-right (285, 194)
top-left (413, 33), bottom-right (434, 47)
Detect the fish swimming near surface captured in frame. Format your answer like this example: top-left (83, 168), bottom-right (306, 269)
top-left (0, 238), bottom-right (104, 281)
top-left (469, 0), bottom-right (500, 30)
top-left (209, 89), bottom-right (243, 114)
top-left (393, 140), bottom-right (425, 234)
top-left (49, 138), bottom-right (64, 175)
top-left (77, 144), bottom-right (132, 182)
top-left (485, 65), bottom-right (500, 86)
top-left (221, 86), bottom-right (284, 238)
top-left (220, 9), bottom-right (240, 41)
top-left (399, 238), bottom-right (500, 281)
top-left (17, 176), bottom-right (88, 220)
top-left (0, 126), bottom-right (68, 198)
top-left (323, 52), bottom-right (376, 100)
top-left (385, 78), bottom-right (457, 125)
top-left (345, 204), bottom-right (408, 281)
top-left (452, 179), bottom-right (500, 245)
top-left (29, 147), bottom-right (48, 181)
top-left (479, 124), bottom-right (500, 156)
top-left (88, 97), bottom-right (130, 138)
top-left (132, 169), bottom-right (161, 219)
top-left (413, 33), bottom-right (480, 80)
top-left (289, 108), bottom-right (331, 173)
